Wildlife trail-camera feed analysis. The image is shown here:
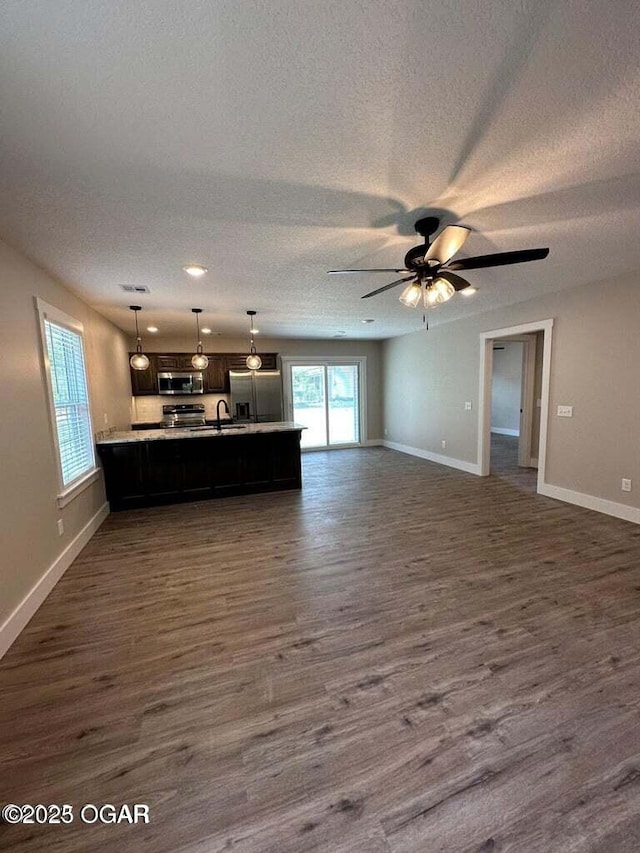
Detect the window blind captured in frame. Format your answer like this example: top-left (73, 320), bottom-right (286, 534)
top-left (44, 319), bottom-right (95, 486)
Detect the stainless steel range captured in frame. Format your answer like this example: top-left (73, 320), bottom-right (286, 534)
top-left (162, 403), bottom-right (206, 428)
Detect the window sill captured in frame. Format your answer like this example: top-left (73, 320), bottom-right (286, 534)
top-left (57, 468), bottom-right (101, 508)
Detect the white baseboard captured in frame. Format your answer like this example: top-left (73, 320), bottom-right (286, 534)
top-left (383, 440), bottom-right (482, 476)
top-left (301, 439), bottom-right (383, 453)
top-left (0, 502), bottom-right (109, 660)
top-left (491, 427), bottom-right (520, 436)
top-left (539, 483), bottom-right (640, 525)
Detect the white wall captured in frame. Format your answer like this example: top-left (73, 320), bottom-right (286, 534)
top-left (0, 239), bottom-right (131, 651)
top-left (491, 342), bottom-right (522, 435)
top-left (382, 271), bottom-right (640, 514)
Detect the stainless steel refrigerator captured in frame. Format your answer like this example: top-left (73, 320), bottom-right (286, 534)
top-left (229, 370), bottom-right (283, 423)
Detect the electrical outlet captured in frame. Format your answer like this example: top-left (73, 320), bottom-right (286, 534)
top-left (464, 401), bottom-right (472, 411)
top-left (622, 478), bottom-right (632, 492)
top-left (103, 412), bottom-right (109, 424)
top-left (57, 519), bottom-right (64, 536)
top-left (441, 440), bottom-right (446, 449)
top-left (557, 405), bottom-right (573, 417)
top-left (384, 428), bottom-right (388, 436)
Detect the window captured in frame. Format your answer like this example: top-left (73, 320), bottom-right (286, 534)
top-left (37, 300), bottom-right (97, 504)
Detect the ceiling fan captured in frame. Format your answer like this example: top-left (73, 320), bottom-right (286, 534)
top-left (328, 217), bottom-right (549, 309)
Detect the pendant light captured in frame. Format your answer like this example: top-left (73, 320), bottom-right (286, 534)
top-left (190, 308), bottom-right (209, 370)
top-left (245, 310), bottom-right (262, 370)
top-left (129, 306), bottom-right (150, 370)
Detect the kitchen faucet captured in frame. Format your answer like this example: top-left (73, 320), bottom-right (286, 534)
top-left (216, 399), bottom-right (230, 430)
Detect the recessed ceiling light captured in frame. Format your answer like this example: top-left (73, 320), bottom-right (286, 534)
top-left (201, 327), bottom-right (212, 335)
top-left (334, 331), bottom-right (347, 337)
top-left (461, 286), bottom-right (478, 296)
top-left (361, 319), bottom-right (375, 324)
top-left (146, 326), bottom-right (159, 333)
top-left (182, 264), bottom-right (208, 277)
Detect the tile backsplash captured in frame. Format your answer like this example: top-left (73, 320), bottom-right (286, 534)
top-left (130, 393), bottom-right (230, 424)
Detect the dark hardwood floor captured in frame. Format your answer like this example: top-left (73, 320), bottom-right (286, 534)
top-left (490, 433), bottom-right (537, 493)
top-left (2, 447), bottom-right (640, 852)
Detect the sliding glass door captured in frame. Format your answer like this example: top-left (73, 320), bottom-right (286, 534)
top-left (289, 362), bottom-right (362, 449)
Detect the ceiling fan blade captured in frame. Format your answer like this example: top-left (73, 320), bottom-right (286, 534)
top-left (425, 225), bottom-right (471, 264)
top-left (328, 268), bottom-right (409, 274)
top-left (361, 277), bottom-right (415, 299)
top-left (446, 247), bottom-right (549, 271)
top-left (436, 271), bottom-right (473, 291)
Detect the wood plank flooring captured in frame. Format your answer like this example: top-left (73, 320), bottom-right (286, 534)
top-left (2, 446), bottom-right (640, 852)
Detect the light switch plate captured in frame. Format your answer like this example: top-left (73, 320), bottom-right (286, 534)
top-left (622, 478), bottom-right (632, 492)
top-left (557, 405), bottom-right (573, 417)
top-left (464, 401), bottom-right (472, 410)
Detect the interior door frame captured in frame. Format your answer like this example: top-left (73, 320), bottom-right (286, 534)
top-left (518, 335), bottom-right (537, 468)
top-left (478, 319), bottom-right (553, 491)
top-left (280, 356), bottom-right (368, 449)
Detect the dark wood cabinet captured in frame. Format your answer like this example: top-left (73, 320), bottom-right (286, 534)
top-left (131, 352), bottom-right (279, 395)
top-left (156, 354), bottom-right (195, 371)
top-left (224, 353), bottom-right (278, 372)
top-left (97, 442), bottom-right (148, 510)
top-left (129, 355), bottom-right (157, 395)
top-left (97, 430), bottom-right (302, 510)
top-left (203, 356), bottom-right (226, 392)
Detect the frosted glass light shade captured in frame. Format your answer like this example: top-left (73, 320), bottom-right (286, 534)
top-left (191, 352), bottom-right (209, 370)
top-left (425, 277), bottom-right (455, 306)
top-left (399, 281), bottom-right (422, 308)
top-left (130, 352), bottom-right (150, 370)
top-left (246, 353), bottom-right (262, 370)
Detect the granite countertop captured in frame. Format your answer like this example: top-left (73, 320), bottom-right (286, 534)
top-left (97, 421), bottom-right (306, 445)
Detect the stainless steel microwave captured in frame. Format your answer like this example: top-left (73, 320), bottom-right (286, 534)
top-left (157, 371), bottom-right (204, 395)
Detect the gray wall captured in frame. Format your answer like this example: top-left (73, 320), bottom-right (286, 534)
top-left (129, 335), bottom-right (383, 442)
top-left (491, 342), bottom-right (523, 434)
top-left (383, 271), bottom-right (640, 509)
top-left (0, 239), bottom-right (131, 630)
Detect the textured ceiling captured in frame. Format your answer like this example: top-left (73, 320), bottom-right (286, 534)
top-left (0, 0), bottom-right (638, 339)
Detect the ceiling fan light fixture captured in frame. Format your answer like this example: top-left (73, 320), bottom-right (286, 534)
top-left (399, 281), bottom-right (422, 308)
top-left (425, 277), bottom-right (456, 307)
top-left (190, 308), bottom-right (209, 370)
top-left (460, 286), bottom-right (478, 296)
top-left (245, 310), bottom-right (262, 370)
top-left (129, 306), bottom-right (150, 371)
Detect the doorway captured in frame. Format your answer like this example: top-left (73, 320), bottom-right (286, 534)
top-left (281, 358), bottom-right (367, 450)
top-left (478, 319), bottom-right (554, 493)
top-left (490, 336), bottom-right (538, 485)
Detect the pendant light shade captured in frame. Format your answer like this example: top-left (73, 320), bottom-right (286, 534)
top-left (191, 308), bottom-right (209, 370)
top-left (129, 306), bottom-right (150, 371)
top-left (245, 311), bottom-right (262, 370)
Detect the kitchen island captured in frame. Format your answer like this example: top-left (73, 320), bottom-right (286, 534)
top-left (96, 422), bottom-right (304, 510)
